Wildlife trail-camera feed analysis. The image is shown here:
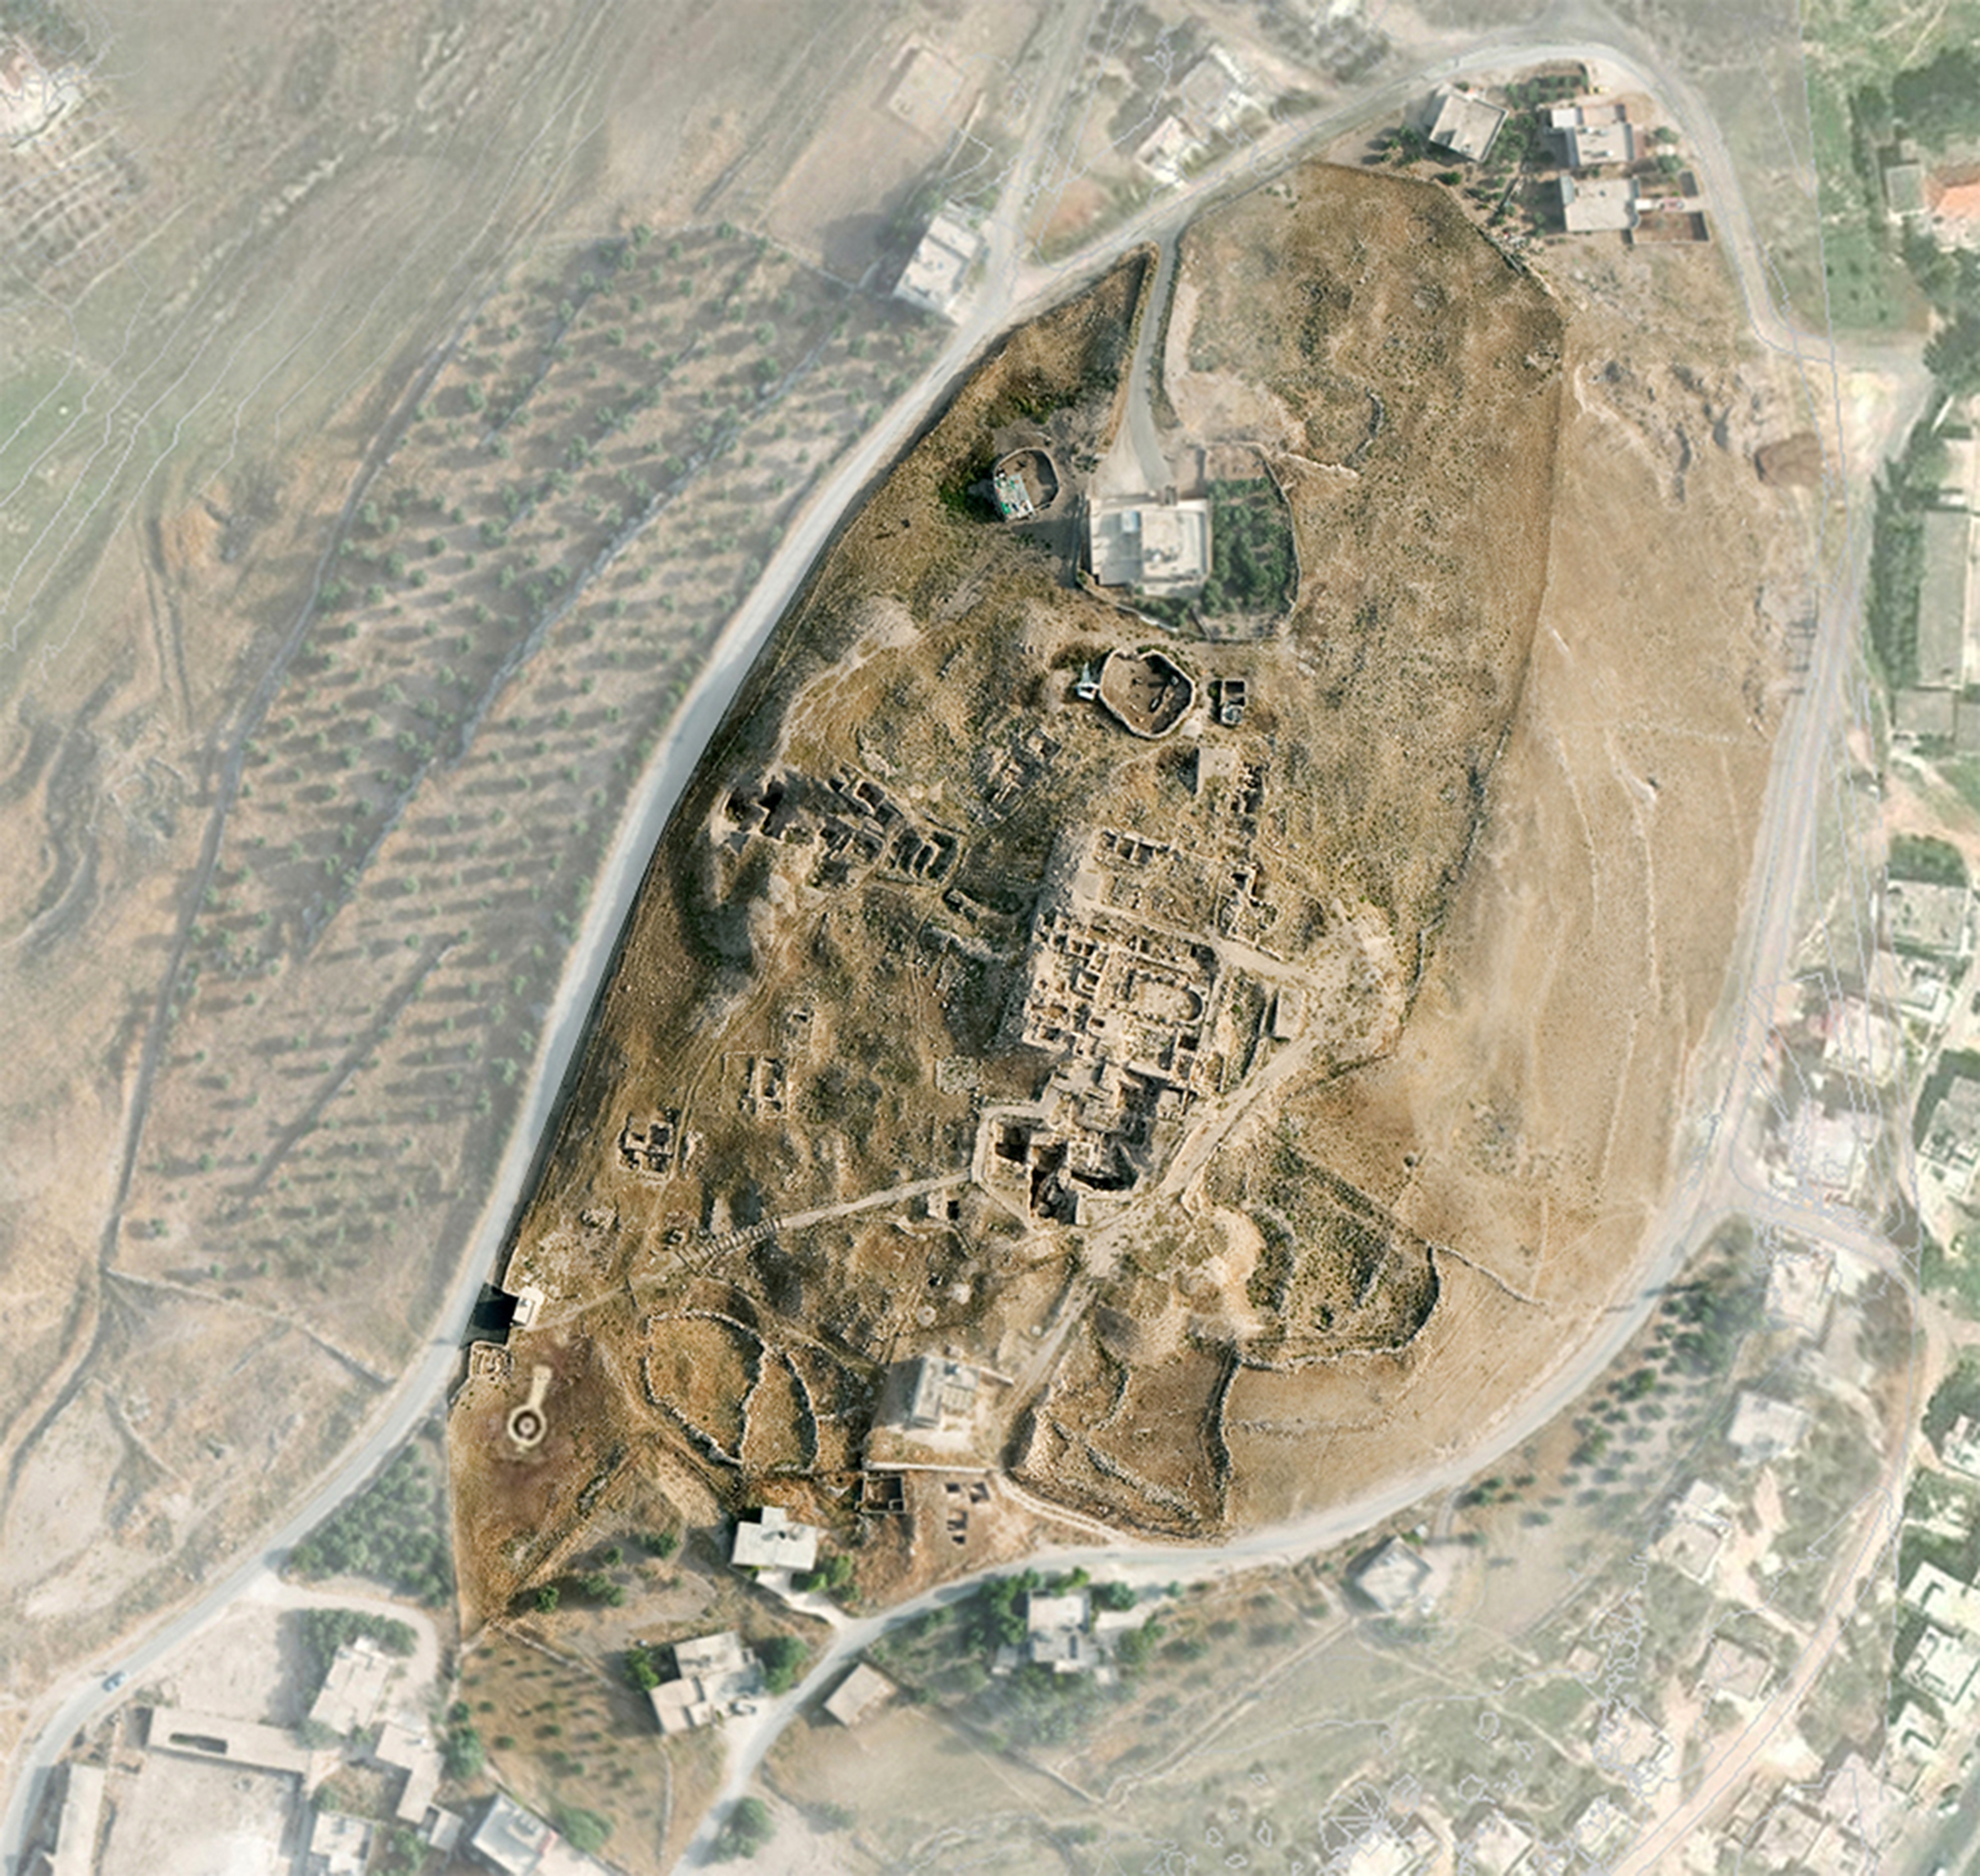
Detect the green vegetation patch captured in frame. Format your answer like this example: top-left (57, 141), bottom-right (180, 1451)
top-left (1890, 833), bottom-right (1967, 887)
top-left (297, 1607), bottom-right (416, 1695)
top-left (289, 1442), bottom-right (453, 1607)
top-left (1202, 477), bottom-right (1297, 621)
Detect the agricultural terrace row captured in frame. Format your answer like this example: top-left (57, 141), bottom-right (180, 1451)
top-left (119, 220), bottom-right (939, 1369)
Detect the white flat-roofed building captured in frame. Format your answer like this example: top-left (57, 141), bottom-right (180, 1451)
top-left (647, 1631), bottom-right (765, 1735)
top-left (1423, 85), bottom-right (1506, 161)
top-left (1727, 1390), bottom-right (1809, 1464)
top-left (895, 210), bottom-right (982, 320)
top-left (731, 1504), bottom-right (821, 1573)
top-left (1087, 495), bottom-right (1212, 596)
top-left (1559, 175), bottom-right (1640, 232)
top-left (1559, 120), bottom-right (1637, 166)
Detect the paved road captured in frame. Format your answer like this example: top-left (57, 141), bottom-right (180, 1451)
top-left (0, 17), bottom-right (1929, 1875)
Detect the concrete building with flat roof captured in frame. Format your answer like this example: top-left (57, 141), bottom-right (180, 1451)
top-left (1423, 85), bottom-right (1505, 161)
top-left (1177, 46), bottom-right (1254, 137)
top-left (309, 1637), bottom-right (396, 1737)
top-left (1889, 878), bottom-right (1971, 958)
top-left (822, 1662), bottom-right (896, 1725)
top-left (900, 1355), bottom-right (981, 1430)
top-left (1558, 174), bottom-right (1639, 232)
top-left (894, 210), bottom-right (981, 321)
top-left (467, 1792), bottom-right (552, 1876)
top-left (144, 1706), bottom-right (315, 1779)
top-left (1727, 1390), bottom-right (1809, 1463)
top-left (42, 1764), bottom-right (105, 1876)
top-left (1087, 495), bottom-right (1212, 596)
top-left (1559, 120), bottom-right (1637, 167)
top-left (647, 1631), bottom-right (765, 1735)
top-left (731, 1504), bottom-right (820, 1572)
top-left (307, 1809), bottom-right (372, 1876)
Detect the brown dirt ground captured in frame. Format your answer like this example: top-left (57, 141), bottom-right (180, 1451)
top-left (449, 164), bottom-right (1816, 1621)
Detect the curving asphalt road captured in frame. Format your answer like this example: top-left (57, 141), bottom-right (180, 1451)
top-left (0, 13), bottom-right (1931, 1872)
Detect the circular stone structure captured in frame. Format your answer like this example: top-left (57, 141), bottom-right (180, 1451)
top-left (507, 1404), bottom-right (546, 1449)
top-left (1095, 647), bottom-right (1195, 739)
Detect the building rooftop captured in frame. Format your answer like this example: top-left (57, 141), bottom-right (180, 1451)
top-left (1886, 161), bottom-right (1928, 215)
top-left (1087, 495), bottom-right (1212, 596)
top-left (469, 1792), bottom-right (554, 1876)
top-left (1558, 174), bottom-right (1639, 232)
top-left (1177, 46), bottom-right (1254, 137)
top-left (822, 1662), bottom-right (896, 1726)
top-left (145, 1707), bottom-right (315, 1779)
top-left (1424, 85), bottom-right (1506, 161)
top-left (1727, 1390), bottom-right (1809, 1462)
top-left (894, 210), bottom-right (982, 321)
top-left (731, 1504), bottom-right (821, 1573)
top-left (1912, 1622), bottom-right (1980, 1703)
top-left (901, 1355), bottom-right (981, 1430)
top-left (648, 1631), bottom-right (765, 1735)
top-left (1350, 1536), bottom-right (1446, 1614)
top-left (309, 1637), bottom-right (397, 1737)
top-left (46, 1764), bottom-right (105, 1876)
top-left (307, 1809), bottom-right (372, 1876)
top-left (1888, 878), bottom-right (1971, 957)
top-left (1561, 121), bottom-right (1636, 167)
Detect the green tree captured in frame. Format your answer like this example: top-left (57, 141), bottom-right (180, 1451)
top-left (714, 1797), bottom-right (775, 1862)
top-left (553, 1805), bottom-right (612, 1855)
top-left (757, 1634), bottom-right (808, 1694)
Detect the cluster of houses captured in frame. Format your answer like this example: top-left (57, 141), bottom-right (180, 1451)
top-left (1886, 1411), bottom-right (1980, 1799)
top-left (1407, 80), bottom-right (1703, 241)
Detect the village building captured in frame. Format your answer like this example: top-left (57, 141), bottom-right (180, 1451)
top-left (822, 1661), bottom-right (896, 1726)
top-left (1763, 1240), bottom-right (1836, 1336)
top-left (1727, 1390), bottom-right (1810, 1464)
top-left (1461, 1805), bottom-right (1535, 1876)
top-left (1920, 1077), bottom-right (1980, 1200)
top-left (1087, 494), bottom-right (1212, 596)
top-left (1887, 878), bottom-right (1971, 959)
top-left (1886, 161), bottom-right (1929, 218)
top-left (1750, 1799), bottom-right (1843, 1872)
top-left (898, 1354), bottom-right (982, 1431)
top-left (1558, 174), bottom-right (1640, 233)
top-left (1903, 1557), bottom-right (1980, 1633)
top-left (1908, 1623), bottom-right (1980, 1704)
top-left (1552, 110), bottom-right (1637, 168)
top-left (1025, 1588), bottom-right (1100, 1674)
top-left (309, 1637), bottom-right (397, 1737)
top-left (36, 1763), bottom-right (104, 1876)
top-left (731, 1504), bottom-right (821, 1573)
top-left (370, 1720), bottom-right (442, 1827)
top-left (144, 1707), bottom-right (316, 1780)
top-left (1697, 1634), bottom-right (1773, 1705)
top-left (1423, 85), bottom-right (1506, 161)
top-left (1820, 995), bottom-right (1902, 1084)
top-left (1568, 1796), bottom-right (1632, 1861)
top-left (1782, 1100), bottom-right (1878, 1199)
top-left (1176, 46), bottom-right (1255, 137)
top-left (1136, 113), bottom-right (1204, 188)
top-left (1891, 1699), bottom-right (1945, 1789)
top-left (1349, 1536), bottom-right (1450, 1615)
top-left (0, 36), bottom-right (83, 146)
top-left (647, 1631), bottom-right (765, 1735)
top-left (306, 1809), bottom-right (372, 1876)
top-left (893, 208), bottom-right (982, 320)
top-left (465, 1792), bottom-right (553, 1876)
top-left (1593, 1701), bottom-right (1674, 1790)
top-left (1942, 1412), bottom-right (1980, 1479)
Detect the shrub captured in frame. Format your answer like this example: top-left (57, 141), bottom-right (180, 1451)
top-left (714, 1797), bottom-right (775, 1862)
